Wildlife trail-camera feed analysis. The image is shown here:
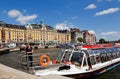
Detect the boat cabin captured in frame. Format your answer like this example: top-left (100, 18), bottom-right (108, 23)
top-left (60, 47), bottom-right (120, 68)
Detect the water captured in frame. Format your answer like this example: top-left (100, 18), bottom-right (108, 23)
top-left (0, 48), bottom-right (120, 79)
top-left (92, 66), bottom-right (120, 79)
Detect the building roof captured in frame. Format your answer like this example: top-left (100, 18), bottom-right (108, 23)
top-left (5, 24), bottom-right (26, 29)
top-left (57, 30), bottom-right (69, 33)
top-left (0, 21), bottom-right (54, 30)
top-left (0, 21), bottom-right (26, 29)
top-left (0, 21), bottom-right (69, 33)
top-left (30, 24), bottom-right (40, 29)
top-left (70, 28), bottom-right (80, 32)
top-left (46, 25), bottom-right (54, 30)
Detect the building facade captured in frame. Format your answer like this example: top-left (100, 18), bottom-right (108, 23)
top-left (0, 21), bottom-right (71, 45)
top-left (0, 21), bottom-right (25, 43)
top-left (70, 28), bottom-right (96, 45)
top-left (70, 28), bottom-right (83, 44)
top-left (83, 30), bottom-right (96, 45)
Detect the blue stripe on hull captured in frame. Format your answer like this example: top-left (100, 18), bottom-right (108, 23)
top-left (64, 62), bottom-right (120, 79)
top-left (95, 62), bottom-right (120, 75)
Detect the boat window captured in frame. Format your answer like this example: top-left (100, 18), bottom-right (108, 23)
top-left (112, 51), bottom-right (117, 59)
top-left (95, 55), bottom-right (100, 63)
top-left (96, 50), bottom-right (100, 54)
top-left (115, 48), bottom-right (118, 58)
top-left (115, 48), bottom-right (119, 58)
top-left (90, 56), bottom-right (96, 65)
top-left (106, 53), bottom-right (111, 60)
top-left (94, 50), bottom-right (100, 55)
top-left (71, 52), bottom-right (84, 66)
top-left (87, 47), bottom-right (120, 64)
top-left (88, 50), bottom-right (95, 56)
top-left (61, 50), bottom-right (72, 62)
top-left (100, 53), bottom-right (107, 63)
top-left (118, 48), bottom-right (120, 57)
top-left (109, 48), bottom-right (113, 59)
top-left (118, 48), bottom-right (120, 52)
top-left (104, 49), bottom-right (110, 61)
top-left (105, 49), bottom-right (110, 53)
top-left (111, 48), bottom-right (115, 53)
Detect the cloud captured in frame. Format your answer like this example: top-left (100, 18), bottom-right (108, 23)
top-left (55, 22), bottom-right (69, 30)
top-left (8, 9), bottom-right (38, 24)
top-left (84, 4), bottom-right (97, 10)
top-left (70, 16), bottom-right (78, 20)
top-left (101, 36), bottom-right (107, 40)
top-left (100, 31), bottom-right (118, 36)
top-left (8, 9), bottom-right (21, 18)
top-left (55, 22), bottom-right (76, 30)
top-left (95, 8), bottom-right (119, 16)
top-left (100, 31), bottom-right (120, 40)
top-left (88, 30), bottom-right (96, 34)
top-left (16, 14), bottom-right (37, 25)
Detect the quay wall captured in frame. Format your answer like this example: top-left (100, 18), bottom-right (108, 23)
top-left (0, 47), bottom-right (20, 54)
top-left (0, 64), bottom-right (72, 79)
top-left (0, 45), bottom-right (56, 54)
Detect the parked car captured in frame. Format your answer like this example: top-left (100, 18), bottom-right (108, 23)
top-left (8, 43), bottom-right (16, 48)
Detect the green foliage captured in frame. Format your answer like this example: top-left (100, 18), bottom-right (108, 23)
top-left (99, 38), bottom-right (106, 44)
top-left (117, 39), bottom-right (120, 43)
top-left (77, 37), bottom-right (83, 43)
top-left (99, 39), bottom-right (120, 44)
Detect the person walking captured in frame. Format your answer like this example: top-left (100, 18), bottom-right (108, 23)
top-left (25, 43), bottom-right (34, 67)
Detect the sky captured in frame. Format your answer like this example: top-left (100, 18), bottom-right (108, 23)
top-left (0, 0), bottom-right (120, 41)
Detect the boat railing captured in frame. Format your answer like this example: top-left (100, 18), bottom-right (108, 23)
top-left (19, 50), bottom-right (63, 72)
top-left (19, 51), bottom-right (41, 70)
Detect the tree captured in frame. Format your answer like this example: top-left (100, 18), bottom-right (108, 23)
top-left (99, 38), bottom-right (106, 44)
top-left (117, 39), bottom-right (120, 43)
top-left (77, 37), bottom-right (83, 43)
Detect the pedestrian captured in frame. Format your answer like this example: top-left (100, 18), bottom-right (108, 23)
top-left (25, 43), bottom-right (34, 67)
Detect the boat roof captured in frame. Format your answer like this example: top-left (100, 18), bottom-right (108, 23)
top-left (64, 47), bottom-right (120, 56)
top-left (87, 47), bottom-right (120, 56)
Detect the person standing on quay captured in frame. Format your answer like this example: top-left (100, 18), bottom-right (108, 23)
top-left (26, 43), bottom-right (34, 67)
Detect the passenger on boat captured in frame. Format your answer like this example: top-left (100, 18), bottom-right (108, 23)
top-left (74, 45), bottom-right (78, 51)
top-left (25, 43), bottom-right (34, 67)
top-left (87, 57), bottom-right (92, 70)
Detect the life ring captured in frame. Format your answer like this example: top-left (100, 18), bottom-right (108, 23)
top-left (39, 54), bottom-right (50, 67)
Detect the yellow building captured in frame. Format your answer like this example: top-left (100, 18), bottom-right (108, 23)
top-left (0, 21), bottom-right (25, 43)
top-left (25, 21), bottom-right (71, 45)
top-left (0, 21), bottom-right (71, 45)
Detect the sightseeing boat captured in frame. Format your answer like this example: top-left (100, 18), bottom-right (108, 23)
top-left (34, 44), bottom-right (120, 79)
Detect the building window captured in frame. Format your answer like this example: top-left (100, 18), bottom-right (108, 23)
top-left (67, 35), bottom-right (69, 40)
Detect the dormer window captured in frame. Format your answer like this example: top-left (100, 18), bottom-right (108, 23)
top-left (26, 23), bottom-right (33, 29)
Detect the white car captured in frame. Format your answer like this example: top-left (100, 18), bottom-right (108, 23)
top-left (8, 43), bottom-right (16, 48)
